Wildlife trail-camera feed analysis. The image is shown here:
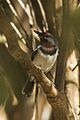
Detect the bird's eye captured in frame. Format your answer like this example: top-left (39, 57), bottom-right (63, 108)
top-left (53, 48), bottom-right (57, 54)
top-left (45, 34), bottom-right (49, 38)
top-left (54, 49), bottom-right (57, 53)
top-left (44, 35), bottom-right (50, 41)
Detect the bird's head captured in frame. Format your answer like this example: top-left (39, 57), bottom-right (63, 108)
top-left (34, 31), bottom-right (59, 55)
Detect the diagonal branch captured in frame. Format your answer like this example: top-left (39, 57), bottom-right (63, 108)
top-left (9, 0), bottom-right (31, 36)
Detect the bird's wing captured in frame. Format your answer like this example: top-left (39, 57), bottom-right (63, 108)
top-left (31, 48), bottom-right (38, 61)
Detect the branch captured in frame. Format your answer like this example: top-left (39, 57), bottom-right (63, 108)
top-left (1, 1), bottom-right (28, 40)
top-left (1, 0), bottom-right (33, 51)
top-left (41, 0), bottom-right (56, 35)
top-left (30, 0), bottom-right (43, 30)
top-left (9, 0), bottom-right (31, 36)
top-left (55, 0), bottom-right (72, 91)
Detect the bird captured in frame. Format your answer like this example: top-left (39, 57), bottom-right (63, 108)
top-left (22, 31), bottom-right (59, 96)
top-left (31, 31), bottom-right (59, 73)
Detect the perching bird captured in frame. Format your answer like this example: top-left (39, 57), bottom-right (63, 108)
top-left (22, 31), bottom-right (59, 96)
top-left (31, 31), bottom-right (59, 73)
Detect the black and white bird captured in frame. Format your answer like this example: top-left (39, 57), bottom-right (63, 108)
top-left (22, 31), bottom-right (59, 96)
top-left (31, 31), bottom-right (59, 73)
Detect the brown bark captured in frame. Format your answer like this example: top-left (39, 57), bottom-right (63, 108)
top-left (55, 0), bottom-right (79, 120)
top-left (30, 0), bottom-right (44, 31)
top-left (41, 0), bottom-right (56, 35)
top-left (55, 0), bottom-right (73, 91)
top-left (9, 0), bottom-right (31, 36)
top-left (1, 0), bottom-right (32, 50)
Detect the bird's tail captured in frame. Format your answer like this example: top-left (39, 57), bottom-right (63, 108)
top-left (22, 74), bottom-right (35, 97)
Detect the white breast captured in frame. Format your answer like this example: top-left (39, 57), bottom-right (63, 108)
top-left (33, 49), bottom-right (58, 73)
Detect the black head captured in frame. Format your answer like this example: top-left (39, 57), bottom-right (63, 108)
top-left (34, 31), bottom-right (59, 55)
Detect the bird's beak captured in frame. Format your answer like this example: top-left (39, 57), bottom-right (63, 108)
top-left (34, 30), bottom-right (45, 38)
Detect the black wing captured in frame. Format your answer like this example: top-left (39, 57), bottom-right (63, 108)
top-left (31, 48), bottom-right (38, 61)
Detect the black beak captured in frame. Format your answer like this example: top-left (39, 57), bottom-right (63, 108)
top-left (34, 30), bottom-right (46, 37)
